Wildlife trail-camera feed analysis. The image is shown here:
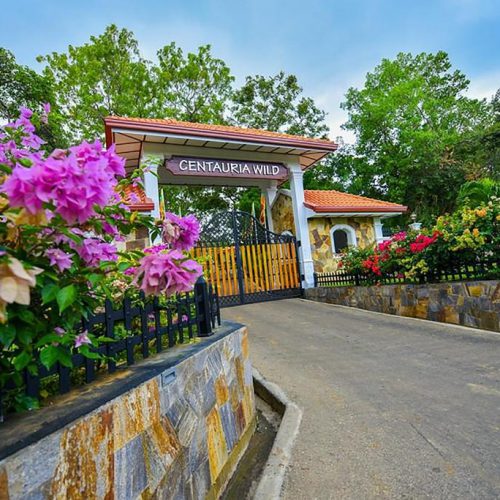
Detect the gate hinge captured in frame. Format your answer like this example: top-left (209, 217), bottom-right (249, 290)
top-left (297, 240), bottom-right (302, 247)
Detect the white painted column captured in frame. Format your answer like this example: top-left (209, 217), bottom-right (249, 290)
top-left (288, 163), bottom-right (315, 288)
top-left (142, 155), bottom-right (161, 243)
top-left (374, 217), bottom-right (384, 243)
top-left (263, 181), bottom-right (278, 232)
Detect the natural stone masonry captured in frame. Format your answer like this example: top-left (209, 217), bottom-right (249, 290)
top-left (270, 194), bottom-right (376, 273)
top-left (308, 217), bottom-right (375, 273)
top-left (0, 324), bottom-right (255, 499)
top-left (305, 280), bottom-right (500, 332)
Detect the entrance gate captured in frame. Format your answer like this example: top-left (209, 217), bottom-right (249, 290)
top-left (193, 211), bottom-right (302, 307)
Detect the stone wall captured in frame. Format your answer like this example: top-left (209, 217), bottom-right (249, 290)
top-left (305, 280), bottom-right (500, 332)
top-left (271, 193), bottom-right (295, 235)
top-left (308, 217), bottom-right (376, 273)
top-left (0, 323), bottom-right (255, 499)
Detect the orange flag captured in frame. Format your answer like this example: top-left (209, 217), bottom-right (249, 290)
top-left (259, 193), bottom-right (266, 226)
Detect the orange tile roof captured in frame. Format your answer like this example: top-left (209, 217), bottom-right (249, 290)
top-left (123, 184), bottom-right (154, 212)
top-left (303, 190), bottom-right (407, 213)
top-left (104, 116), bottom-right (337, 151)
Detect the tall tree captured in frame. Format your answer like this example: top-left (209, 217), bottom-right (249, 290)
top-left (454, 88), bottom-right (500, 181)
top-left (154, 43), bottom-right (234, 124)
top-left (0, 48), bottom-right (64, 148)
top-left (231, 71), bottom-right (328, 137)
top-left (38, 25), bottom-right (155, 142)
top-left (231, 71), bottom-right (330, 211)
top-left (340, 51), bottom-right (491, 218)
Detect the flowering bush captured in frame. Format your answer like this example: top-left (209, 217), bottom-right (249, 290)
top-left (339, 199), bottom-right (499, 282)
top-left (0, 107), bottom-right (202, 410)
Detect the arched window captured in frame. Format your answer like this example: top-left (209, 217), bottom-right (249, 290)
top-left (330, 224), bottom-right (357, 254)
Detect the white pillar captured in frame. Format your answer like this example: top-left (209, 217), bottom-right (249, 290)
top-left (142, 155), bottom-right (161, 243)
top-left (263, 181), bottom-right (278, 232)
top-left (374, 217), bottom-right (384, 243)
top-left (288, 163), bottom-right (315, 288)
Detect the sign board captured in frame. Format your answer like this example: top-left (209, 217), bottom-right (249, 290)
top-left (165, 156), bottom-right (288, 181)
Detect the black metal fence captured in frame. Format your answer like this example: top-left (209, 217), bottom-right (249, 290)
top-left (314, 259), bottom-right (499, 288)
top-left (0, 277), bottom-right (220, 422)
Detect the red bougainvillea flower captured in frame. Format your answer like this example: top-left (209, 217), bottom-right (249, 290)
top-left (377, 240), bottom-right (392, 252)
top-left (409, 232), bottom-right (439, 253)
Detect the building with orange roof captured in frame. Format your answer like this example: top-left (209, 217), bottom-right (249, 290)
top-left (271, 189), bottom-right (407, 273)
top-left (106, 115), bottom-right (407, 283)
top-left (105, 115), bottom-right (339, 288)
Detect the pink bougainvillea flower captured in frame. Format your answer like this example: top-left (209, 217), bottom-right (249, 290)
top-left (45, 248), bottom-right (73, 272)
top-left (133, 250), bottom-right (202, 296)
top-left (123, 266), bottom-right (137, 276)
top-left (102, 221), bottom-right (119, 237)
top-left (162, 217), bottom-right (181, 246)
top-left (128, 192), bottom-right (140, 204)
top-left (19, 107), bottom-right (33, 120)
top-left (392, 231), bottom-right (407, 242)
top-left (74, 330), bottom-right (91, 348)
top-left (2, 137), bottom-right (125, 224)
top-left (54, 327), bottom-right (65, 337)
top-left (75, 238), bottom-right (118, 267)
top-left (162, 212), bottom-right (200, 251)
top-left (144, 244), bottom-right (169, 254)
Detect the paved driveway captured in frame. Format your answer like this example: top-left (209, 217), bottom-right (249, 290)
top-left (223, 299), bottom-right (500, 499)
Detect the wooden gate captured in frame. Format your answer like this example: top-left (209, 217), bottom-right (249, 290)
top-left (193, 211), bottom-right (302, 307)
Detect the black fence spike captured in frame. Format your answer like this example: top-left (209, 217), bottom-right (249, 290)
top-left (1, 284), bottom-right (221, 423)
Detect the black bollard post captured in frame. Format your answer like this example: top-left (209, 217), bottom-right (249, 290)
top-left (195, 276), bottom-right (213, 337)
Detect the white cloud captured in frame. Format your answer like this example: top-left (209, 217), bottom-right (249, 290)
top-left (466, 70), bottom-right (500, 100)
top-left (312, 73), bottom-right (366, 145)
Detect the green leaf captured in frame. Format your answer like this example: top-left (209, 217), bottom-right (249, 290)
top-left (78, 344), bottom-right (102, 360)
top-left (40, 345), bottom-right (59, 369)
top-left (41, 283), bottom-right (59, 304)
top-left (0, 324), bottom-right (16, 347)
top-left (56, 348), bottom-right (73, 368)
top-left (35, 333), bottom-right (64, 348)
top-left (13, 350), bottom-right (31, 371)
top-left (118, 261), bottom-right (132, 272)
top-left (17, 326), bottom-right (33, 346)
top-left (18, 309), bottom-right (36, 325)
top-left (18, 157), bottom-right (33, 167)
top-left (57, 284), bottom-right (77, 313)
top-left (14, 394), bottom-right (39, 412)
top-left (87, 273), bottom-right (103, 286)
top-left (0, 163), bottom-right (13, 175)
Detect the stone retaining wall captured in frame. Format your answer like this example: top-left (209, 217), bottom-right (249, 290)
top-left (0, 322), bottom-right (255, 499)
top-left (305, 280), bottom-right (500, 332)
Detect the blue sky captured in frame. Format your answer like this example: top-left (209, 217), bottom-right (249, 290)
top-left (2, 0), bottom-right (499, 141)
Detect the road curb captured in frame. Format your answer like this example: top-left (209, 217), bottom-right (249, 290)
top-left (251, 368), bottom-right (303, 500)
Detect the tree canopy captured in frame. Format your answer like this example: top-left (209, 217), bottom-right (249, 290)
top-left (2, 28), bottom-right (498, 219)
top-left (338, 51), bottom-right (493, 219)
top-left (154, 43), bottom-right (234, 124)
top-left (0, 48), bottom-right (65, 149)
top-left (38, 25), bottom-right (155, 142)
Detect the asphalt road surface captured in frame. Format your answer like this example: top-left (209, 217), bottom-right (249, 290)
top-left (223, 299), bottom-right (500, 499)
